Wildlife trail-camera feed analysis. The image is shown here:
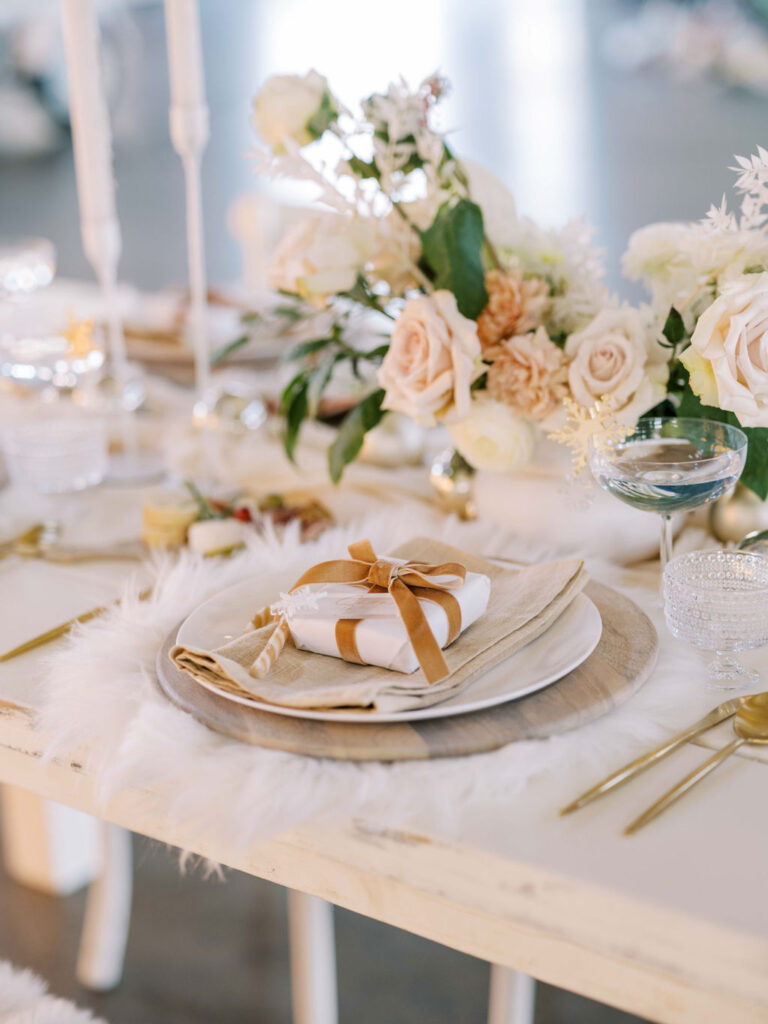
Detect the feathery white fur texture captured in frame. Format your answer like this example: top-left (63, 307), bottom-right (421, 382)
top-left (0, 960), bottom-right (107, 1024)
top-left (38, 507), bottom-right (721, 855)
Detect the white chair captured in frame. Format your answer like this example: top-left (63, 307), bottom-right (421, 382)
top-left (1, 789), bottom-right (340, 1017)
top-left (488, 965), bottom-right (536, 1024)
top-left (2, 788), bottom-right (533, 1022)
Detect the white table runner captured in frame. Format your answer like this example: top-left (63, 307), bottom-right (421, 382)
top-left (33, 507), bottom-right (763, 856)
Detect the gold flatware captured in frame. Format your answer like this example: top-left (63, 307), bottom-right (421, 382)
top-left (0, 524), bottom-right (44, 559)
top-left (624, 693), bottom-right (768, 835)
top-left (0, 587), bottom-right (152, 662)
top-left (28, 541), bottom-right (145, 564)
top-left (12, 525), bottom-right (144, 564)
top-left (559, 695), bottom-right (751, 815)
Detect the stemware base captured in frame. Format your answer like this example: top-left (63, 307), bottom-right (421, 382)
top-left (706, 653), bottom-right (759, 690)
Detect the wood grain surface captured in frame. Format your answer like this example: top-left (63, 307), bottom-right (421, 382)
top-left (155, 581), bottom-right (658, 762)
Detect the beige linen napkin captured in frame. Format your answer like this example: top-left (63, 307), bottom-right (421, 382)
top-left (170, 539), bottom-right (588, 714)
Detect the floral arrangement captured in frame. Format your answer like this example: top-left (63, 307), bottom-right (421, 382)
top-left (250, 70), bottom-right (669, 478)
top-left (624, 146), bottom-right (768, 497)
top-left (250, 69), bottom-right (768, 498)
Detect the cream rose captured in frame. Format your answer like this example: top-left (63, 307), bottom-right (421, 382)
top-left (252, 70), bottom-right (337, 152)
top-left (377, 291), bottom-right (481, 425)
top-left (269, 214), bottom-right (372, 304)
top-left (448, 396), bottom-right (537, 473)
top-left (565, 307), bottom-right (667, 423)
top-left (683, 273), bottom-right (768, 426)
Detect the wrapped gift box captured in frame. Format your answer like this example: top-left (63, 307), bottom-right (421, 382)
top-left (285, 568), bottom-right (491, 674)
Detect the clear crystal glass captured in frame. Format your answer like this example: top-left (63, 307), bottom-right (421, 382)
top-left (663, 550), bottom-right (768, 688)
top-left (0, 237), bottom-right (55, 298)
top-left (1, 420), bottom-right (107, 494)
top-left (589, 417), bottom-right (748, 570)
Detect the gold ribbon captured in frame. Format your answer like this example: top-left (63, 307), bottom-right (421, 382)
top-left (288, 539), bottom-right (466, 684)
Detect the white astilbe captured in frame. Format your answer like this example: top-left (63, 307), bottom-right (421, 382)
top-left (730, 146), bottom-right (768, 228)
top-left (499, 216), bottom-right (609, 334)
top-left (701, 194), bottom-right (738, 234)
top-left (701, 147), bottom-right (768, 234)
top-left (250, 138), bottom-right (355, 215)
top-left (624, 146), bottom-right (768, 324)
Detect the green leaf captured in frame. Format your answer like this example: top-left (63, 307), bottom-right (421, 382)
top-left (306, 91), bottom-right (338, 140)
top-left (344, 155), bottom-right (379, 180)
top-left (338, 274), bottom-right (394, 319)
top-left (364, 343), bottom-right (390, 361)
top-left (283, 336), bottom-right (334, 362)
top-left (328, 389), bottom-right (386, 483)
top-left (307, 354), bottom-right (341, 416)
top-left (661, 307), bottom-right (685, 349)
top-left (183, 480), bottom-right (218, 520)
top-left (273, 304), bottom-right (305, 322)
top-left (210, 335), bottom-right (249, 366)
top-left (280, 373), bottom-right (310, 462)
top-left (420, 199), bottom-right (488, 319)
top-left (677, 385), bottom-right (768, 499)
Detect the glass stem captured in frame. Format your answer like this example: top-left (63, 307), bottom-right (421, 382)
top-left (660, 514), bottom-right (674, 570)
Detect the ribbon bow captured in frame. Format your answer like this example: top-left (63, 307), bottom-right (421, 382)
top-left (247, 539), bottom-right (466, 684)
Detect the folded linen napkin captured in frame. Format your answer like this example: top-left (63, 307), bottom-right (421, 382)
top-left (170, 539), bottom-right (588, 714)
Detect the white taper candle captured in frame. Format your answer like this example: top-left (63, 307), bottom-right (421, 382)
top-left (60, 0), bottom-right (127, 382)
top-left (164, 0), bottom-right (211, 407)
top-left (165, 0), bottom-right (206, 108)
top-left (60, 0), bottom-right (119, 277)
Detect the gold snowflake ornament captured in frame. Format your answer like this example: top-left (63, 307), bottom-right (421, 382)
top-left (62, 316), bottom-right (96, 359)
top-left (548, 395), bottom-right (635, 474)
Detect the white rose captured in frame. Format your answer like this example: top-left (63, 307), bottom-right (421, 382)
top-left (448, 396), bottom-right (537, 473)
top-left (622, 222), bottom-right (693, 283)
top-left (269, 214), bottom-right (373, 304)
top-left (623, 220), bottom-right (768, 322)
top-left (252, 70), bottom-right (337, 152)
top-left (565, 307), bottom-right (667, 424)
top-left (683, 273), bottom-right (768, 426)
top-left (377, 291), bottom-right (481, 425)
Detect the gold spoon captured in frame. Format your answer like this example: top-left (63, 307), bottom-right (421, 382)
top-left (625, 693), bottom-right (768, 835)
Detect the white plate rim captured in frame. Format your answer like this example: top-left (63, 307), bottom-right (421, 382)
top-left (171, 586), bottom-right (602, 724)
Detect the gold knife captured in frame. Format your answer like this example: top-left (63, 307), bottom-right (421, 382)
top-left (0, 587), bottom-right (152, 662)
top-left (559, 695), bottom-right (751, 815)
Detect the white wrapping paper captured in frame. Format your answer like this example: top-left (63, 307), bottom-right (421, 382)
top-left (283, 569), bottom-right (491, 674)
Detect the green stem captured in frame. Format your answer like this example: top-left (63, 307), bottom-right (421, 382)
top-left (483, 236), bottom-right (503, 271)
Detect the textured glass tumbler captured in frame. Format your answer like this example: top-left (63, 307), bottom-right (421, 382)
top-left (663, 550), bottom-right (768, 688)
top-left (2, 419), bottom-right (107, 494)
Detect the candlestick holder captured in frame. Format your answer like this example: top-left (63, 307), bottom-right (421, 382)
top-left (165, 0), bottom-right (216, 481)
top-left (60, 0), bottom-right (164, 483)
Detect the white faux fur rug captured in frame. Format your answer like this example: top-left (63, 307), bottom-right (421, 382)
top-left (0, 961), bottom-right (107, 1024)
top-left (38, 507), bottom-right (724, 855)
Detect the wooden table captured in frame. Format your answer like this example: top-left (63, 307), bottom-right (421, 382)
top-left (0, 494), bottom-right (767, 1024)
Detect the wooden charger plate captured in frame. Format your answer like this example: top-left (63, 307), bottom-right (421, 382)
top-left (155, 580), bottom-right (657, 762)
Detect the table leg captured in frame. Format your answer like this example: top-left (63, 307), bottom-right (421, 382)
top-left (287, 890), bottom-right (338, 1024)
top-left (0, 785), bottom-right (100, 895)
top-left (487, 964), bottom-right (536, 1024)
top-left (76, 823), bottom-right (133, 992)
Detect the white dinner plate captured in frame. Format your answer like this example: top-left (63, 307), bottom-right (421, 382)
top-left (172, 572), bottom-right (603, 723)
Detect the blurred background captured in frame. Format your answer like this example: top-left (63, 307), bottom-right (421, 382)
top-left (2, 0), bottom-right (768, 295)
top-left (2, 0), bottom-right (768, 1020)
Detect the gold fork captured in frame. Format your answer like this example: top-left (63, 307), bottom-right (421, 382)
top-left (0, 587), bottom-right (152, 662)
top-left (560, 695), bottom-right (752, 815)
